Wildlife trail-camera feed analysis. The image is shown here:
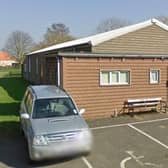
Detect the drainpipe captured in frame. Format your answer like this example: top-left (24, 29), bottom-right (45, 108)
top-left (56, 57), bottom-right (61, 87)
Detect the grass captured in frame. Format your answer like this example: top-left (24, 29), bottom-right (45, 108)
top-left (0, 68), bottom-right (29, 137)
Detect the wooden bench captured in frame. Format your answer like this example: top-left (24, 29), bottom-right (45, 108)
top-left (124, 97), bottom-right (162, 113)
top-left (160, 100), bottom-right (168, 113)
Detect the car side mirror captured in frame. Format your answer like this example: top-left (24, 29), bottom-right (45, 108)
top-left (21, 113), bottom-right (30, 119)
top-left (79, 108), bottom-right (85, 115)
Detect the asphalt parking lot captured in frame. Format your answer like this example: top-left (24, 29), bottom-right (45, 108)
top-left (1, 112), bottom-right (168, 168)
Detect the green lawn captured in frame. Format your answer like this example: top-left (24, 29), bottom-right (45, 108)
top-left (0, 68), bottom-right (29, 137)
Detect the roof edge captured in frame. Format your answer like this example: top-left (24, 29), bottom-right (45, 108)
top-left (91, 18), bottom-right (168, 46)
top-left (91, 19), bottom-right (152, 46)
top-left (151, 18), bottom-right (168, 31)
top-left (58, 52), bottom-right (168, 59)
top-left (28, 18), bottom-right (168, 56)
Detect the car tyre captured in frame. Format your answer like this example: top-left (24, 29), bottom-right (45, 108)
top-left (19, 122), bottom-right (24, 136)
top-left (26, 139), bottom-right (36, 164)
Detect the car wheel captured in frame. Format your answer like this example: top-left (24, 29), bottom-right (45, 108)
top-left (27, 138), bottom-right (37, 164)
top-left (19, 122), bottom-right (24, 136)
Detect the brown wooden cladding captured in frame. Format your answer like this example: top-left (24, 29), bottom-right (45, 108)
top-left (92, 25), bottom-right (168, 55)
top-left (62, 57), bottom-right (168, 118)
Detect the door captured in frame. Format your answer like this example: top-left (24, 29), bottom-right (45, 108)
top-left (23, 91), bottom-right (33, 137)
top-left (46, 57), bottom-right (57, 85)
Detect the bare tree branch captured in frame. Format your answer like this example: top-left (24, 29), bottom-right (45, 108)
top-left (96, 17), bottom-right (131, 33)
top-left (3, 31), bottom-right (34, 63)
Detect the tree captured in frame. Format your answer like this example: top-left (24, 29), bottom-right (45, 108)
top-left (44, 23), bottom-right (74, 46)
top-left (31, 41), bottom-right (47, 51)
top-left (156, 16), bottom-right (168, 25)
top-left (96, 17), bottom-right (131, 33)
top-left (32, 23), bottom-right (75, 51)
top-left (3, 31), bottom-right (34, 63)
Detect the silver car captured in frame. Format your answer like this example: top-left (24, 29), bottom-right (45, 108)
top-left (19, 85), bottom-right (92, 161)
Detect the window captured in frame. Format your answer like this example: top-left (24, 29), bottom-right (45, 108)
top-left (150, 70), bottom-right (160, 84)
top-left (40, 64), bottom-right (43, 78)
top-left (100, 70), bottom-right (130, 85)
top-left (101, 71), bottom-right (110, 85)
top-left (24, 92), bottom-right (33, 114)
top-left (111, 71), bottom-right (119, 84)
top-left (32, 98), bottom-right (78, 119)
top-left (36, 57), bottom-right (38, 74)
top-left (24, 63), bottom-right (27, 73)
top-left (28, 56), bottom-right (31, 73)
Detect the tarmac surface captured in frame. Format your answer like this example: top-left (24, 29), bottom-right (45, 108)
top-left (1, 112), bottom-right (168, 168)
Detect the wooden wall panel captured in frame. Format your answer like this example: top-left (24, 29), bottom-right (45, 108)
top-left (93, 25), bottom-right (168, 55)
top-left (63, 57), bottom-right (168, 118)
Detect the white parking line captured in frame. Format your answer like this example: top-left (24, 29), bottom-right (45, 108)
top-left (120, 157), bottom-right (132, 168)
top-left (91, 117), bottom-right (168, 130)
top-left (91, 123), bottom-right (127, 130)
top-left (82, 157), bottom-right (93, 168)
top-left (128, 124), bottom-right (168, 149)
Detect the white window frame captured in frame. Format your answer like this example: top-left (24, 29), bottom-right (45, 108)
top-left (150, 69), bottom-right (160, 84)
top-left (100, 71), bottom-right (110, 85)
top-left (100, 70), bottom-right (130, 86)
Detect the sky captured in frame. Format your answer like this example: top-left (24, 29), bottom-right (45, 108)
top-left (0, 0), bottom-right (168, 48)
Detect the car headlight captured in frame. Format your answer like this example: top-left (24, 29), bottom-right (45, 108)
top-left (33, 135), bottom-right (48, 146)
top-left (78, 129), bottom-right (92, 140)
top-left (77, 129), bottom-right (93, 149)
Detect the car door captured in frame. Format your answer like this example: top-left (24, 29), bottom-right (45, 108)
top-left (20, 90), bottom-right (29, 133)
top-left (23, 91), bottom-right (34, 138)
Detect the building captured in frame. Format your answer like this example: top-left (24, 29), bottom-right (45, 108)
top-left (0, 52), bottom-right (18, 67)
top-left (23, 18), bottom-right (168, 118)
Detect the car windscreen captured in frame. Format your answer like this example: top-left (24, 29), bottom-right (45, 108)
top-left (32, 98), bottom-right (78, 119)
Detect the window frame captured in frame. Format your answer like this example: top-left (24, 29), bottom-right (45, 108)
top-left (100, 70), bottom-right (130, 86)
top-left (24, 91), bottom-right (34, 115)
top-left (32, 97), bottom-right (78, 119)
top-left (28, 56), bottom-right (31, 73)
top-left (36, 57), bottom-right (39, 74)
top-left (100, 71), bottom-right (111, 85)
top-left (149, 69), bottom-right (160, 84)
top-left (24, 63), bottom-right (27, 73)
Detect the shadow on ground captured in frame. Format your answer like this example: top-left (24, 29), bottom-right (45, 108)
top-left (0, 121), bottom-right (29, 168)
top-left (0, 75), bottom-right (31, 167)
top-left (0, 121), bottom-right (78, 168)
top-left (0, 77), bottom-right (28, 101)
top-left (0, 102), bottom-right (20, 116)
top-left (0, 75), bottom-right (75, 167)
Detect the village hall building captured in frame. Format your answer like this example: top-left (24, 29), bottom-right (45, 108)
top-left (23, 19), bottom-right (168, 118)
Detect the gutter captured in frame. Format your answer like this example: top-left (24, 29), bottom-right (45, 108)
top-left (58, 52), bottom-right (168, 59)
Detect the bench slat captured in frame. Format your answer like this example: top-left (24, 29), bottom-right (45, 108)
top-left (127, 97), bottom-right (161, 103)
top-left (128, 102), bottom-right (160, 107)
top-left (125, 97), bottom-right (162, 113)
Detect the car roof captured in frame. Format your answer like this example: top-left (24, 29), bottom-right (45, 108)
top-left (30, 85), bottom-right (69, 99)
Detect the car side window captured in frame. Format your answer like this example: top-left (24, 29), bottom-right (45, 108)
top-left (24, 91), bottom-right (33, 115)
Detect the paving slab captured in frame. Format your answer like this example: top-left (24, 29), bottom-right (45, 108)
top-left (0, 136), bottom-right (86, 168)
top-left (133, 119), bottom-right (168, 149)
top-left (85, 124), bottom-right (168, 168)
top-left (1, 113), bottom-right (168, 167)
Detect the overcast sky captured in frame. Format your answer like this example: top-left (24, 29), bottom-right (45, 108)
top-left (0, 0), bottom-right (168, 48)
